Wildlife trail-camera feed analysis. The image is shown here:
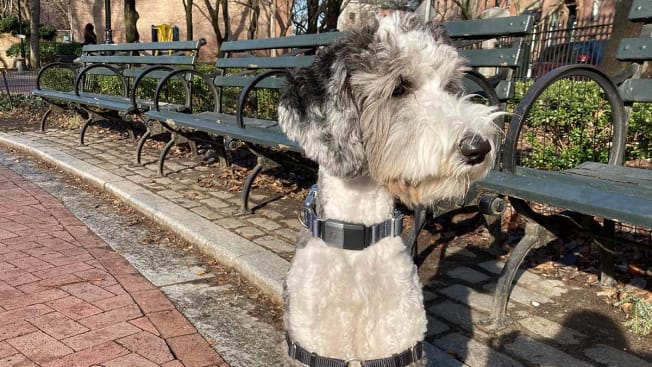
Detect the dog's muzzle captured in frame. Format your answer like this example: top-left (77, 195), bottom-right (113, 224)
top-left (287, 334), bottom-right (424, 367)
top-left (299, 184), bottom-right (403, 250)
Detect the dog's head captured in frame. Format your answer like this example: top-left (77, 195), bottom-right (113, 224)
top-left (279, 13), bottom-right (501, 207)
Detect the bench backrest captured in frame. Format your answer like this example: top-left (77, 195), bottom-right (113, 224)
top-left (447, 15), bottom-right (534, 101)
top-left (79, 40), bottom-right (206, 66)
top-left (616, 0), bottom-right (652, 102)
top-left (215, 16), bottom-right (533, 97)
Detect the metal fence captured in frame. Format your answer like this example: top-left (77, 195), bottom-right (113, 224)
top-left (1, 69), bottom-right (38, 97)
top-left (524, 14), bottom-right (614, 79)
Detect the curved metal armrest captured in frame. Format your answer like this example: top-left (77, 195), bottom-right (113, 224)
top-left (74, 63), bottom-right (128, 97)
top-left (130, 65), bottom-right (175, 112)
top-left (463, 70), bottom-right (501, 107)
top-left (501, 65), bottom-right (627, 172)
top-left (36, 62), bottom-right (80, 91)
top-left (153, 68), bottom-right (219, 113)
top-left (236, 69), bottom-right (291, 128)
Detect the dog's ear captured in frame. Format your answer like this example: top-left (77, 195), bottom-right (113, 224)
top-left (424, 21), bottom-right (452, 44)
top-left (278, 41), bottom-right (367, 178)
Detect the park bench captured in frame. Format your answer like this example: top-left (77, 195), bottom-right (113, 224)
top-left (476, 0), bottom-right (652, 326)
top-left (144, 15), bottom-right (534, 213)
top-left (32, 40), bottom-right (206, 146)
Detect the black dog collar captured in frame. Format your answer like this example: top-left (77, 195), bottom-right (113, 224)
top-left (286, 334), bottom-right (423, 367)
top-left (299, 184), bottom-right (403, 250)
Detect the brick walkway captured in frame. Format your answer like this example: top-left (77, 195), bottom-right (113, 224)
top-left (0, 164), bottom-right (227, 367)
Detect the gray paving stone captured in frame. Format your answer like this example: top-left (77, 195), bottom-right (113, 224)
top-left (438, 285), bottom-right (504, 313)
top-left (254, 236), bottom-right (295, 253)
top-left (504, 336), bottom-right (593, 367)
top-left (427, 300), bottom-right (488, 332)
top-left (584, 344), bottom-right (652, 367)
top-left (482, 282), bottom-right (555, 306)
top-left (478, 260), bottom-right (567, 297)
top-left (276, 227), bottom-right (299, 242)
top-left (158, 189), bottom-right (185, 199)
top-left (257, 208), bottom-right (286, 220)
top-left (216, 217), bottom-right (247, 229)
top-left (281, 219), bottom-right (302, 230)
top-left (424, 342), bottom-right (467, 367)
top-left (434, 333), bottom-right (523, 367)
top-left (190, 205), bottom-right (225, 220)
top-left (246, 217), bottom-right (281, 231)
top-left (173, 198), bottom-right (202, 209)
top-left (125, 174), bottom-right (151, 184)
top-left (209, 191), bottom-right (235, 200)
top-left (447, 266), bottom-right (490, 284)
top-left (234, 226), bottom-right (265, 239)
top-left (426, 317), bottom-right (450, 336)
top-left (201, 197), bottom-right (230, 209)
top-left (517, 316), bottom-right (585, 345)
top-left (423, 291), bottom-right (438, 303)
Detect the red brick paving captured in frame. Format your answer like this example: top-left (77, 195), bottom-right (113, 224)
top-left (0, 165), bottom-right (227, 366)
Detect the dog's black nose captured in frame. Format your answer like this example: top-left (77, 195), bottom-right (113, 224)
top-left (459, 135), bottom-right (491, 165)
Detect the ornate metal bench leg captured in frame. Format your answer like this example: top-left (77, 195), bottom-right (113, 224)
top-left (407, 207), bottom-right (427, 260)
top-left (40, 108), bottom-right (52, 132)
top-left (241, 156), bottom-right (265, 214)
top-left (189, 141), bottom-right (199, 157)
top-left (598, 219), bottom-right (617, 288)
top-left (490, 221), bottom-right (555, 326)
top-left (135, 128), bottom-right (151, 165)
top-left (483, 214), bottom-right (502, 250)
top-left (158, 137), bottom-right (176, 177)
top-left (79, 116), bottom-right (94, 145)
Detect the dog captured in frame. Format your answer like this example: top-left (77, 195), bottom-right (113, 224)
top-left (278, 12), bottom-right (500, 367)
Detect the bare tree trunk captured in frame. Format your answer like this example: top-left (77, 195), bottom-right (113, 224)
top-left (124, 0), bottom-right (139, 42)
top-left (600, 0), bottom-right (641, 75)
top-left (321, 0), bottom-right (341, 32)
top-left (29, 0), bottom-right (39, 69)
top-left (247, 0), bottom-right (259, 40)
top-left (183, 0), bottom-right (193, 40)
top-left (307, 0), bottom-right (318, 33)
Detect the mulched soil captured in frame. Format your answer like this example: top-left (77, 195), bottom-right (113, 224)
top-left (1, 105), bottom-right (651, 358)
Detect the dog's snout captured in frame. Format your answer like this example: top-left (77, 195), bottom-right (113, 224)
top-left (459, 135), bottom-right (491, 165)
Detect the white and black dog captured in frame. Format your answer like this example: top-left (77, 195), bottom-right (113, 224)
top-left (279, 12), bottom-right (500, 367)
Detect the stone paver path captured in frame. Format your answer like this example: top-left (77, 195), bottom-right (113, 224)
top-left (0, 164), bottom-right (227, 367)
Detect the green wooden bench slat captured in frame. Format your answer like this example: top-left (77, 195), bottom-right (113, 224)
top-left (629, 0), bottom-right (652, 21)
top-left (569, 162), bottom-right (652, 190)
top-left (214, 75), bottom-right (287, 89)
top-left (616, 38), bottom-right (652, 61)
top-left (217, 56), bottom-right (315, 69)
top-left (477, 169), bottom-right (652, 228)
top-left (445, 15), bottom-right (534, 39)
top-left (221, 32), bottom-right (342, 52)
top-left (82, 40), bottom-right (204, 52)
top-left (618, 79), bottom-right (652, 102)
top-left (145, 110), bottom-right (302, 152)
top-left (460, 47), bottom-right (522, 67)
top-left (78, 55), bottom-right (197, 65)
top-left (511, 165), bottom-right (651, 196)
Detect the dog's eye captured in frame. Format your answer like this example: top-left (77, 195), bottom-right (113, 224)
top-left (392, 77), bottom-right (411, 97)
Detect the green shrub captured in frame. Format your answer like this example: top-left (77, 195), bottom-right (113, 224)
top-left (0, 16), bottom-right (56, 39)
top-left (0, 15), bottom-right (27, 34)
top-left (510, 79), bottom-right (651, 170)
top-left (7, 41), bottom-right (82, 64)
top-left (38, 23), bottom-right (57, 40)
